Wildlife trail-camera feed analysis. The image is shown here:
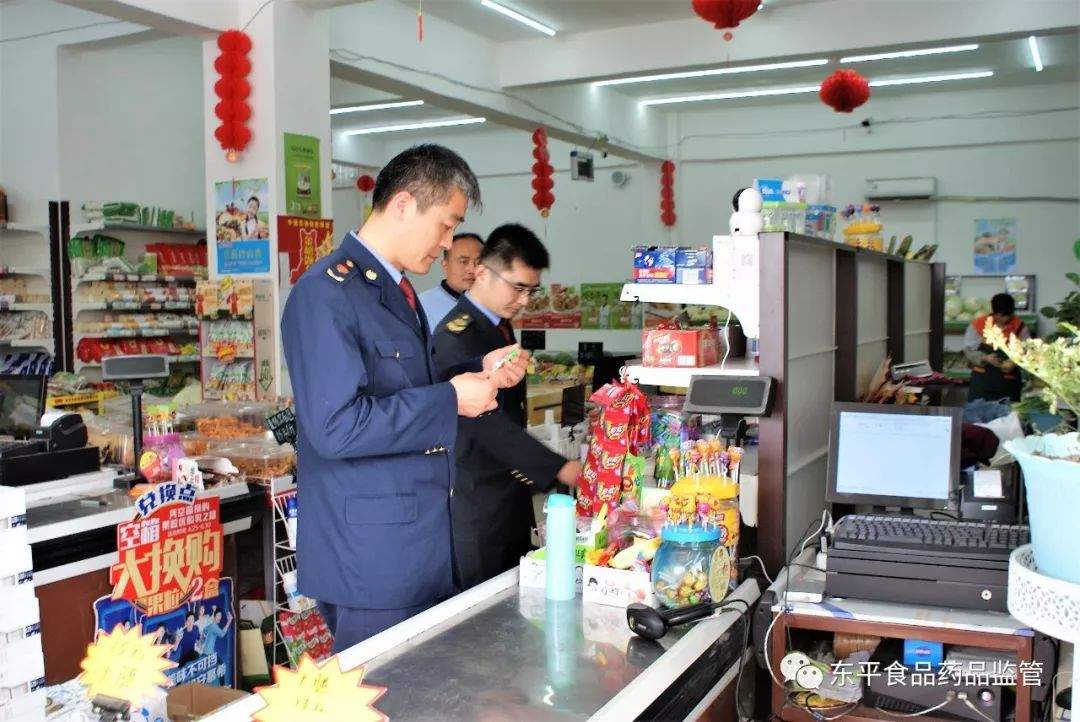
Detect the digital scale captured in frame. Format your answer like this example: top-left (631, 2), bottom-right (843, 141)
top-left (682, 375), bottom-right (775, 446)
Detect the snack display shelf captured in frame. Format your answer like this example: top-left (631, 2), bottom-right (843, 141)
top-left (76, 271), bottom-right (204, 284)
top-left (74, 300), bottom-right (194, 312)
top-left (47, 389), bottom-right (120, 414)
top-left (620, 282), bottom-right (720, 306)
top-left (74, 222), bottom-right (206, 236)
top-left (75, 327), bottom-right (198, 339)
top-left (0, 338), bottom-right (54, 349)
top-left (624, 358), bottom-right (759, 387)
top-left (74, 353), bottom-right (201, 370)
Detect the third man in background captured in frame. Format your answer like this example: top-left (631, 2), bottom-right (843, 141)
top-left (419, 232), bottom-right (484, 329)
top-left (434, 223), bottom-right (582, 590)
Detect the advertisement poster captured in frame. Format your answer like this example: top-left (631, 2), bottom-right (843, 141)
top-left (517, 286), bottom-right (550, 329)
top-left (277, 216), bottom-right (334, 285)
top-left (974, 218), bottom-right (1018, 274)
top-left (215, 178), bottom-right (271, 274)
top-left (94, 482), bottom-right (235, 688)
top-left (283, 133), bottom-right (321, 219)
top-left (547, 283), bottom-right (581, 329)
top-left (580, 283), bottom-right (641, 329)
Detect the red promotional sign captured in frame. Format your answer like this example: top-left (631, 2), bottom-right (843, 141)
top-left (109, 482), bottom-right (223, 617)
top-left (277, 215), bottom-right (334, 284)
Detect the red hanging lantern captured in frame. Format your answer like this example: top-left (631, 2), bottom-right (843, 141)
top-left (819, 69), bottom-right (871, 113)
top-left (691, 0), bottom-right (759, 29)
top-left (356, 174), bottom-right (375, 193)
top-left (660, 160), bottom-right (676, 228)
top-left (530, 127), bottom-right (554, 217)
top-left (213, 29), bottom-right (253, 161)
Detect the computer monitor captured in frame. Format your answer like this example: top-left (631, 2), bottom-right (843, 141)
top-left (826, 402), bottom-right (962, 511)
top-left (0, 374), bottom-right (47, 438)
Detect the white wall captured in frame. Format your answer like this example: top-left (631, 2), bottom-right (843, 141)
top-left (0, 0), bottom-right (144, 221)
top-left (58, 33), bottom-right (207, 225)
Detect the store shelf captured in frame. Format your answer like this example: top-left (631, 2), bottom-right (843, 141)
top-left (620, 282), bottom-right (722, 306)
top-left (77, 271), bottom-right (204, 284)
top-left (624, 358), bottom-right (759, 387)
top-left (0, 222), bottom-right (49, 235)
top-left (0, 301), bottom-right (52, 313)
top-left (76, 353), bottom-right (200, 370)
top-left (0, 338), bottom-right (54, 349)
top-left (75, 222), bottom-right (206, 236)
top-left (75, 327), bottom-right (198, 339)
top-left (74, 300), bottom-right (193, 313)
top-left (0, 266), bottom-right (50, 277)
top-left (943, 313), bottom-right (1039, 335)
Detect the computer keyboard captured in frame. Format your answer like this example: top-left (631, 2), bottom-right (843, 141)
top-left (832, 514), bottom-right (1029, 561)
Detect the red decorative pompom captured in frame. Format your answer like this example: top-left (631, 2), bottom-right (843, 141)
top-left (691, 0), bottom-right (759, 29)
top-left (662, 211), bottom-right (677, 226)
top-left (214, 77), bottom-right (250, 100)
top-left (659, 159), bottom-right (677, 227)
top-left (356, 174), bottom-right (376, 193)
top-left (820, 69), bottom-right (871, 113)
top-left (661, 160), bottom-right (676, 174)
top-left (531, 127), bottom-right (547, 144)
top-left (217, 30), bottom-right (252, 54)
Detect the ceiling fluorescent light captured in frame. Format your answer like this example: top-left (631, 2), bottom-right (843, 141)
top-left (840, 44), bottom-right (979, 63)
top-left (594, 58), bottom-right (829, 87)
top-left (330, 100), bottom-right (425, 115)
top-left (1027, 36), bottom-right (1044, 72)
top-left (479, 0), bottom-right (555, 36)
top-left (641, 85), bottom-right (820, 106)
top-left (342, 117), bottom-right (487, 136)
top-left (868, 70), bottom-right (994, 87)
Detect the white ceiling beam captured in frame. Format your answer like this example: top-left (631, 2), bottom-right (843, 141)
top-left (497, 0), bottom-right (1080, 88)
top-left (56, 0), bottom-right (239, 36)
top-left (326, 1), bottom-right (665, 161)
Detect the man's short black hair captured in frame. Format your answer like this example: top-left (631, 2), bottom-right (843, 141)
top-left (991, 293), bottom-right (1016, 316)
top-left (185, 612), bottom-right (196, 621)
top-left (481, 223), bottom-right (549, 271)
top-left (372, 144), bottom-right (481, 213)
top-left (443, 232), bottom-right (484, 259)
top-left (247, 196), bottom-right (259, 207)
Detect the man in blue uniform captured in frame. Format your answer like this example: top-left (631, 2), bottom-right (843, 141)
top-left (281, 144), bottom-right (528, 652)
top-left (433, 224), bottom-right (582, 589)
top-left (418, 232), bottom-right (484, 330)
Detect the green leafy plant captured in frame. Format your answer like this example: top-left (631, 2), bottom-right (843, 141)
top-left (1040, 273), bottom-right (1080, 337)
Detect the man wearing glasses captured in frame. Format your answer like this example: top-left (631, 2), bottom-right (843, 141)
top-left (419, 232), bottom-right (484, 330)
top-left (433, 223), bottom-right (582, 590)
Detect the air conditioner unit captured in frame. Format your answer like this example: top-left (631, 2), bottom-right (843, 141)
top-left (865, 177), bottom-right (936, 201)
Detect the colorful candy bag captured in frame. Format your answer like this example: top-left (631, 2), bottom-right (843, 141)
top-left (577, 380), bottom-right (651, 517)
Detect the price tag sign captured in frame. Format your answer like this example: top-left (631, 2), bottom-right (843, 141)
top-left (79, 624), bottom-right (177, 705)
top-left (254, 655), bottom-right (387, 722)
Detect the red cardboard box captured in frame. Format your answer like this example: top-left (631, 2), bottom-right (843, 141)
top-left (642, 328), bottom-right (719, 368)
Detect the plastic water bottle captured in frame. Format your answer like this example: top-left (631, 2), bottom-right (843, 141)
top-left (544, 494), bottom-right (577, 601)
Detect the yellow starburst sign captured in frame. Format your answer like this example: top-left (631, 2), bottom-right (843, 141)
top-left (254, 654), bottom-right (388, 722)
top-left (79, 624), bottom-right (177, 705)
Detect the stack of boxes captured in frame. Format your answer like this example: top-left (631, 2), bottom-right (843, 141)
top-left (0, 486), bottom-right (45, 722)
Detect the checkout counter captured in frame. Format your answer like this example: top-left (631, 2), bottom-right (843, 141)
top-left (207, 572), bottom-right (760, 722)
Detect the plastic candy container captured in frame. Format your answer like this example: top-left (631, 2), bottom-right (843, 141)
top-left (651, 526), bottom-right (730, 608)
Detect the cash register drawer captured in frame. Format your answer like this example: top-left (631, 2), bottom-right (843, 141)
top-left (0, 447), bottom-right (100, 487)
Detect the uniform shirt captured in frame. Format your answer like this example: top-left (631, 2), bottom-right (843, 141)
top-left (419, 281), bottom-right (461, 332)
top-left (464, 291), bottom-right (501, 326)
top-left (963, 315), bottom-right (1030, 365)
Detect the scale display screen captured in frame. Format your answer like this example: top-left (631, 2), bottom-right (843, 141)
top-left (683, 376), bottom-right (774, 416)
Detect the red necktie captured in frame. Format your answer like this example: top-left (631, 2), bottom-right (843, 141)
top-left (399, 276), bottom-right (417, 312)
top-left (499, 319), bottom-right (515, 343)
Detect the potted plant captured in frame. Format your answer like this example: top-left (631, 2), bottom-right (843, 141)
top-left (985, 322), bottom-right (1079, 583)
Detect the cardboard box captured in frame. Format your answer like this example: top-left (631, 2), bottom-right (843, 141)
top-left (633, 247), bottom-right (714, 285)
top-left (642, 328), bottom-right (720, 368)
top-left (166, 684), bottom-right (249, 722)
top-left (582, 564), bottom-right (656, 608)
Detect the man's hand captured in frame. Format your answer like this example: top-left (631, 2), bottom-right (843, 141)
top-left (483, 344), bottom-right (531, 389)
top-left (1002, 360), bottom-right (1017, 373)
top-left (556, 460), bottom-right (582, 486)
top-left (450, 372), bottom-right (498, 417)
top-left (983, 354), bottom-right (1002, 368)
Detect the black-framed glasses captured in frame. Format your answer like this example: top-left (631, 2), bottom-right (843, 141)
top-left (484, 264), bottom-right (542, 298)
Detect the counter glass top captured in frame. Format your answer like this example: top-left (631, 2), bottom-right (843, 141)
top-left (360, 585), bottom-right (680, 721)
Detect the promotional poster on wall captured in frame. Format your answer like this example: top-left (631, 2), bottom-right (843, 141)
top-left (215, 178), bottom-right (271, 274)
top-left (283, 133), bottom-right (321, 219)
top-left (277, 215), bottom-right (334, 287)
top-left (580, 283), bottom-right (641, 329)
top-left (974, 218), bottom-right (1018, 274)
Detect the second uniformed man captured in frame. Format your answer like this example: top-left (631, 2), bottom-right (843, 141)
top-left (434, 223), bottom-right (582, 590)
